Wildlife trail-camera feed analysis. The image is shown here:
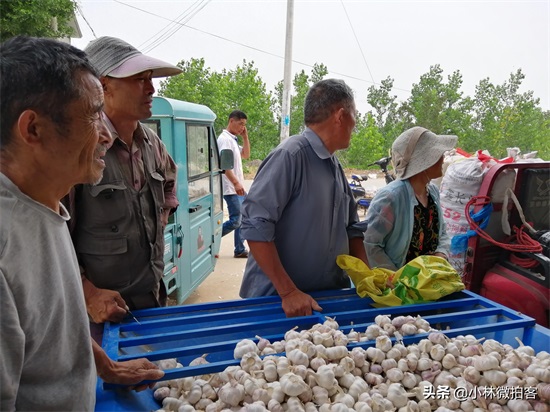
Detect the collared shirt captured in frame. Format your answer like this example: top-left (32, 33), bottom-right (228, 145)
top-left (102, 113), bottom-right (179, 211)
top-left (217, 129), bottom-right (244, 196)
top-left (364, 179), bottom-right (451, 271)
top-left (239, 127), bottom-right (363, 297)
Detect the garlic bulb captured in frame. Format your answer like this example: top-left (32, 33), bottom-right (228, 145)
top-left (366, 347), bottom-right (385, 364)
top-left (313, 364), bottom-right (336, 389)
top-left (240, 352), bottom-right (262, 374)
top-left (324, 316), bottom-right (339, 330)
top-left (279, 374), bottom-right (308, 401)
top-left (312, 385), bottom-right (329, 405)
top-left (374, 314), bottom-right (391, 327)
top-left (375, 335), bottom-right (392, 353)
top-left (287, 348), bottom-right (309, 366)
top-left (387, 383), bottom-right (411, 408)
top-left (234, 339), bottom-right (259, 359)
top-left (401, 323), bottom-right (418, 336)
top-left (217, 380), bottom-right (245, 407)
top-left (153, 387), bottom-right (170, 402)
top-left (365, 324), bottom-right (384, 340)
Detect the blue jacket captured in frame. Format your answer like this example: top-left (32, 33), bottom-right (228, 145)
top-left (364, 179), bottom-right (451, 270)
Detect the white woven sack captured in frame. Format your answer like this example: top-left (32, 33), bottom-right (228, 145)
top-left (439, 155), bottom-right (517, 276)
top-left (431, 150), bottom-right (466, 188)
top-left (440, 157), bottom-right (488, 231)
top-left (439, 157), bottom-right (489, 276)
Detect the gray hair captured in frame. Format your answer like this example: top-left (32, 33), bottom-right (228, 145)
top-left (1, 36), bottom-right (97, 149)
top-left (304, 79), bottom-right (355, 125)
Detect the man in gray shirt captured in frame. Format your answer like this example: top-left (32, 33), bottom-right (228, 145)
top-left (0, 36), bottom-right (163, 411)
top-left (240, 79), bottom-right (369, 317)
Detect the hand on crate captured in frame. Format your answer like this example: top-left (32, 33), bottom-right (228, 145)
top-left (102, 358), bottom-right (164, 391)
top-left (96, 354), bottom-right (165, 391)
top-left (280, 289), bottom-right (323, 318)
top-left (82, 277), bottom-right (128, 323)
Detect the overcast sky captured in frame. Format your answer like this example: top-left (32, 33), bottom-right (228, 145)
top-left (72, 0), bottom-right (549, 115)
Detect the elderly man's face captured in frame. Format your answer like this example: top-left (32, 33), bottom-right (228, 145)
top-left (44, 71), bottom-right (111, 185)
top-left (102, 70), bottom-right (155, 121)
top-left (89, 118), bottom-right (113, 184)
top-left (337, 103), bottom-right (357, 151)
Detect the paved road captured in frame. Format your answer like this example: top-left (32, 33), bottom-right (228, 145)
top-left (183, 177), bottom-right (387, 305)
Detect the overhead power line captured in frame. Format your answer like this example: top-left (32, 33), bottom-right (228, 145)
top-left (340, 0), bottom-right (376, 86)
top-left (114, 0), bottom-right (411, 93)
top-left (133, 0), bottom-right (211, 53)
top-left (75, 2), bottom-right (97, 38)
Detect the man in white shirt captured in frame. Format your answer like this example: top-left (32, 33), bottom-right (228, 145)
top-left (217, 111), bottom-right (250, 258)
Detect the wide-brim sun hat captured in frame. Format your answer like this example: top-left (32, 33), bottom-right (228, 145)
top-left (392, 126), bottom-right (458, 180)
top-left (84, 36), bottom-right (182, 78)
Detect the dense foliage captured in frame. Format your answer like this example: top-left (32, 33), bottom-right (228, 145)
top-left (159, 58), bottom-right (279, 160)
top-left (0, 0), bottom-right (77, 42)
top-left (161, 61), bottom-right (549, 167)
top-left (367, 65), bottom-right (550, 161)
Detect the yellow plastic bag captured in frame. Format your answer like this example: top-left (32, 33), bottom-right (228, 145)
top-left (336, 254), bottom-right (465, 306)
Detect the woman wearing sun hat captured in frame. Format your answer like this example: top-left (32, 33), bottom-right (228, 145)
top-left (364, 126), bottom-right (458, 270)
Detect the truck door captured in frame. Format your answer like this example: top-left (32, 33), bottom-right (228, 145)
top-left (145, 96), bottom-right (226, 304)
top-left (186, 123), bottom-right (217, 296)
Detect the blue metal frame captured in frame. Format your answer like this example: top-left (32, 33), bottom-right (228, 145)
top-left (95, 289), bottom-right (550, 411)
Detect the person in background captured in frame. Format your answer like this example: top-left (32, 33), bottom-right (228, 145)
top-left (364, 126), bottom-right (456, 270)
top-left (217, 110), bottom-right (251, 258)
top-left (66, 36), bottom-right (182, 332)
top-left (0, 36), bottom-right (163, 412)
top-left (239, 79), bottom-right (368, 317)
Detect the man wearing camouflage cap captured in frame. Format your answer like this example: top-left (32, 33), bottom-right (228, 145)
top-left (67, 36), bottom-right (182, 334)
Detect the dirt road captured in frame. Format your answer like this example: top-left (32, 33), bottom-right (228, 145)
top-left (183, 176), bottom-right (388, 305)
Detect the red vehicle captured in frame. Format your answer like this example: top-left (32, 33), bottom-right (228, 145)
top-left (463, 161), bottom-right (550, 327)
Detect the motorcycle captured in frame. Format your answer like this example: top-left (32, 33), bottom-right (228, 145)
top-left (349, 157), bottom-right (395, 215)
top-left (367, 156), bottom-right (395, 184)
top-left (349, 174), bottom-right (369, 200)
top-left (349, 174), bottom-right (374, 215)
top-left (349, 156), bottom-right (395, 215)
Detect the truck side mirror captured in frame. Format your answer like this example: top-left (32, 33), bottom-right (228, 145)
top-left (220, 149), bottom-right (234, 171)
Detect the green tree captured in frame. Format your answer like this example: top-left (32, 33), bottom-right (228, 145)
top-left (469, 69), bottom-right (550, 158)
top-left (158, 58), bottom-right (213, 104)
top-left (339, 113), bottom-right (386, 169)
top-left (159, 59), bottom-right (278, 159)
top-left (367, 66), bottom-right (476, 157)
top-left (287, 70), bottom-right (309, 135)
top-left (218, 61), bottom-right (279, 159)
top-left (160, 58), bottom-right (549, 163)
top-left (401, 65), bottom-right (474, 138)
top-left (1, 0), bottom-right (77, 42)
top-left (366, 76), bottom-right (404, 149)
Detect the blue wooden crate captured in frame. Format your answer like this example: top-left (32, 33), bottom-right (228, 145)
top-left (95, 289), bottom-right (550, 411)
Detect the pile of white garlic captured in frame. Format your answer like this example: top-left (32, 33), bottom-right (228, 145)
top-left (152, 315), bottom-right (549, 412)
top-left (350, 314), bottom-right (433, 342)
